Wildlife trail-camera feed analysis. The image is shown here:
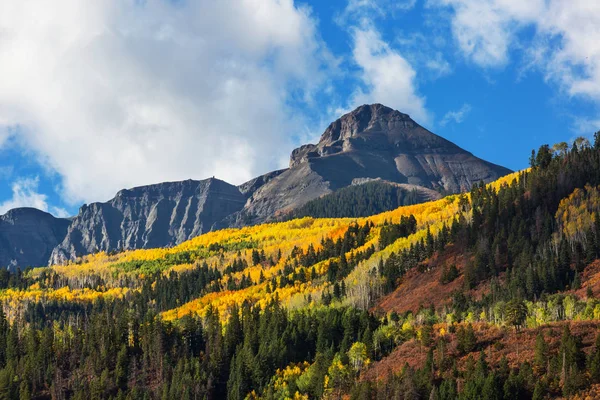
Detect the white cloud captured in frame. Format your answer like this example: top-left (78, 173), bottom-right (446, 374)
top-left (348, 26), bottom-right (430, 124)
top-left (430, 0), bottom-right (541, 67)
top-left (0, 177), bottom-right (69, 217)
top-left (0, 125), bottom-right (14, 149)
top-left (0, 0), bottom-right (330, 203)
top-left (573, 117), bottom-right (600, 135)
top-left (440, 103), bottom-right (472, 126)
top-left (336, 0), bottom-right (418, 35)
top-left (425, 52), bottom-right (453, 78)
top-left (541, 1), bottom-right (600, 100)
top-left (51, 208), bottom-right (71, 219)
top-left (346, 0), bottom-right (417, 15)
top-left (396, 33), bottom-right (453, 80)
top-left (431, 0), bottom-right (600, 101)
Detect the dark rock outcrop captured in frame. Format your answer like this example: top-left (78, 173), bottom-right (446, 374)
top-left (0, 208), bottom-right (70, 269)
top-left (49, 178), bottom-right (246, 265)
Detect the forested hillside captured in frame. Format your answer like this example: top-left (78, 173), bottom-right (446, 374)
top-left (0, 135), bottom-right (600, 399)
top-left (287, 181), bottom-right (441, 220)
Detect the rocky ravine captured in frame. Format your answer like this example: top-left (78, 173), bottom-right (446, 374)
top-left (0, 104), bottom-right (512, 267)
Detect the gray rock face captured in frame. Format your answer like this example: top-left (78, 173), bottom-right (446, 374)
top-left (234, 104), bottom-right (511, 224)
top-left (2, 103), bottom-right (512, 267)
top-left (238, 169), bottom-right (286, 197)
top-left (49, 178), bottom-right (246, 265)
top-left (0, 208), bottom-right (70, 269)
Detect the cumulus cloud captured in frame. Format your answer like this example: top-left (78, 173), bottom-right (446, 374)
top-left (0, 0), bottom-right (329, 203)
top-left (431, 0), bottom-right (600, 101)
top-left (429, 0), bottom-right (540, 67)
top-left (335, 1), bottom-right (431, 124)
top-left (0, 177), bottom-right (69, 217)
top-left (348, 26), bottom-right (430, 124)
top-left (440, 103), bottom-right (472, 126)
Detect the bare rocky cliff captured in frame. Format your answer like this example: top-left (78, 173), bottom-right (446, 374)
top-left (49, 178), bottom-right (246, 265)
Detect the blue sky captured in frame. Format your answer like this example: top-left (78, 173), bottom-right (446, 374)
top-left (0, 0), bottom-right (599, 217)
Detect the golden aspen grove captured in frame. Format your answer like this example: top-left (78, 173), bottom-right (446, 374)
top-left (3, 140), bottom-right (600, 399)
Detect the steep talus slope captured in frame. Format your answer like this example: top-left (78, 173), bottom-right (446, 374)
top-left (236, 104), bottom-right (511, 224)
top-left (0, 208), bottom-right (70, 268)
top-left (237, 169), bottom-right (286, 197)
top-left (49, 178), bottom-right (246, 265)
top-left (229, 162), bottom-right (331, 226)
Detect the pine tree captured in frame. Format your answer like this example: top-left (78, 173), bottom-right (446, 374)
top-left (532, 380), bottom-right (546, 400)
top-left (115, 344), bottom-right (129, 390)
top-left (251, 250), bottom-right (261, 266)
top-left (534, 331), bottom-right (548, 375)
top-left (481, 373), bottom-right (500, 400)
top-left (227, 350), bottom-right (249, 400)
top-left (457, 324), bottom-right (477, 355)
top-left (588, 333), bottom-right (600, 383)
top-left (401, 365), bottom-right (419, 400)
top-left (438, 379), bottom-right (456, 400)
top-left (505, 299), bottom-right (527, 332)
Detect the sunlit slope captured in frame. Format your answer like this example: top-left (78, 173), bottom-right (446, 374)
top-left (5, 171), bottom-right (522, 320)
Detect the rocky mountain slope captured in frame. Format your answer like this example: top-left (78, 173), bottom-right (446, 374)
top-left (0, 104), bottom-right (512, 267)
top-left (232, 103), bottom-right (511, 224)
top-left (49, 178), bottom-right (246, 265)
top-left (0, 208), bottom-right (70, 269)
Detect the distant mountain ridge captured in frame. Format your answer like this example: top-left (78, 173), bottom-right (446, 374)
top-left (0, 208), bottom-right (70, 269)
top-left (49, 178), bottom-right (246, 265)
top-left (0, 104), bottom-right (512, 267)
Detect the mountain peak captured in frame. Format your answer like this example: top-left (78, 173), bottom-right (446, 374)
top-left (0, 207), bottom-right (70, 268)
top-left (1, 207), bottom-right (61, 222)
top-left (319, 103), bottom-right (414, 144)
top-left (290, 104), bottom-right (447, 168)
top-left (112, 177), bottom-right (231, 200)
top-left (345, 103), bottom-right (404, 120)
